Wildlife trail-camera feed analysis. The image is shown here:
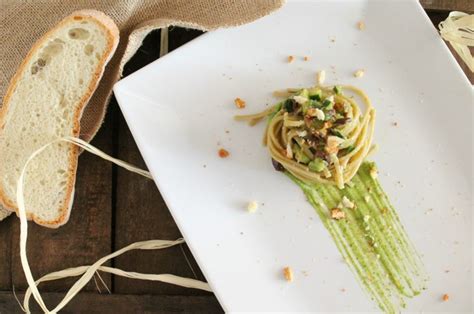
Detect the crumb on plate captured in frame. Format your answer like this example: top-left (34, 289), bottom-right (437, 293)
top-left (354, 69), bottom-right (365, 78)
top-left (316, 70), bottom-right (326, 84)
top-left (357, 21), bottom-right (365, 30)
top-left (369, 164), bottom-right (378, 179)
top-left (218, 148), bottom-right (230, 158)
top-left (288, 55), bottom-right (294, 63)
top-left (331, 208), bottom-right (345, 220)
top-left (303, 56), bottom-right (309, 61)
top-left (392, 122), bottom-right (398, 126)
top-left (442, 294), bottom-right (449, 302)
top-left (247, 201), bottom-right (258, 213)
top-left (283, 266), bottom-right (293, 282)
top-left (234, 97), bottom-right (246, 109)
top-left (341, 196), bottom-right (355, 209)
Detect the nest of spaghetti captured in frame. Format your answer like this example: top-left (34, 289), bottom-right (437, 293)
top-left (236, 85), bottom-right (376, 189)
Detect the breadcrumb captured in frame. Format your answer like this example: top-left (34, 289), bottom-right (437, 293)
top-left (442, 294), bottom-right (449, 302)
top-left (357, 21), bottom-right (365, 30)
top-left (316, 70), bottom-right (326, 85)
top-left (288, 55), bottom-right (294, 63)
top-left (234, 97), bottom-right (246, 109)
top-left (331, 208), bottom-right (345, 220)
top-left (247, 201), bottom-right (258, 213)
top-left (354, 69), bottom-right (365, 78)
top-left (283, 266), bottom-right (293, 282)
top-left (303, 56), bottom-right (309, 61)
top-left (341, 196), bottom-right (355, 209)
top-left (369, 164), bottom-right (378, 179)
top-left (218, 148), bottom-right (230, 158)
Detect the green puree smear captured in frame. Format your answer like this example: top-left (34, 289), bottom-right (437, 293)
top-left (288, 162), bottom-right (427, 313)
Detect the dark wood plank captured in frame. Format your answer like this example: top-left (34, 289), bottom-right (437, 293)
top-left (0, 216), bottom-right (12, 290)
top-left (8, 109), bottom-right (114, 291)
top-left (0, 292), bottom-right (223, 314)
top-left (113, 28), bottom-right (213, 295)
top-left (420, 0), bottom-right (474, 12)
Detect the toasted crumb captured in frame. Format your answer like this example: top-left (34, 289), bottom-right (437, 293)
top-left (369, 164), bottom-right (378, 179)
top-left (234, 97), bottom-right (246, 109)
top-left (331, 208), bottom-right (345, 220)
top-left (283, 266), bottom-right (293, 282)
top-left (354, 69), bottom-right (365, 78)
top-left (341, 196), bottom-right (355, 209)
top-left (442, 294), bottom-right (449, 302)
top-left (316, 70), bottom-right (326, 85)
top-left (247, 201), bottom-right (258, 213)
top-left (357, 21), bottom-right (365, 30)
top-left (392, 122), bottom-right (398, 126)
top-left (307, 108), bottom-right (325, 120)
top-left (225, 130), bottom-right (230, 134)
top-left (288, 55), bottom-right (294, 63)
top-left (303, 56), bottom-right (309, 61)
top-left (218, 148), bottom-right (230, 158)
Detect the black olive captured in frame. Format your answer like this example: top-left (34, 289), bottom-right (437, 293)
top-left (333, 117), bottom-right (351, 126)
top-left (271, 158), bottom-right (285, 171)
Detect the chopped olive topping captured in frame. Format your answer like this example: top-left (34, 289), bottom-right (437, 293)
top-left (272, 158), bottom-right (285, 171)
top-left (330, 129), bottom-right (345, 139)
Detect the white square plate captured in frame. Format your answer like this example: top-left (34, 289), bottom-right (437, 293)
top-left (113, 0), bottom-right (472, 312)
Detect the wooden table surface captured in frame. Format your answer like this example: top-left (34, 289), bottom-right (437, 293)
top-left (0, 2), bottom-right (472, 313)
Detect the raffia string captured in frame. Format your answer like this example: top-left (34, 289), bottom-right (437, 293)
top-left (17, 137), bottom-right (211, 314)
top-left (439, 11), bottom-right (474, 72)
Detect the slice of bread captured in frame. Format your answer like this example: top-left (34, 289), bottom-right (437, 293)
top-left (0, 10), bottom-right (119, 228)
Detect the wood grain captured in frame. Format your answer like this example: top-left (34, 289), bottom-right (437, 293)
top-left (8, 110), bottom-right (114, 291)
top-left (0, 217), bottom-right (12, 290)
top-left (0, 292), bottom-right (223, 314)
top-left (420, 0), bottom-right (474, 12)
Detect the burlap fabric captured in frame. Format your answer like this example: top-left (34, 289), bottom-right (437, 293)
top-left (0, 0), bottom-right (285, 219)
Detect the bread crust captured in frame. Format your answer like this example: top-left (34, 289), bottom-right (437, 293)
top-left (0, 10), bottom-right (119, 228)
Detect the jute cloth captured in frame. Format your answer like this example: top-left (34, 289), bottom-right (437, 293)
top-left (0, 0), bottom-right (284, 219)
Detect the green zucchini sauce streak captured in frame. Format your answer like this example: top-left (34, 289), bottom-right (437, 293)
top-left (236, 86), bottom-right (427, 313)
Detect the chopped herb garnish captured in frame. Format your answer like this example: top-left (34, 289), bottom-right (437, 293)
top-left (308, 88), bottom-right (322, 101)
top-left (308, 158), bottom-right (327, 172)
top-left (341, 145), bottom-right (355, 155)
top-left (308, 100), bottom-right (322, 108)
top-left (322, 99), bottom-right (334, 110)
top-left (284, 99), bottom-right (296, 112)
top-left (333, 85), bottom-right (342, 94)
